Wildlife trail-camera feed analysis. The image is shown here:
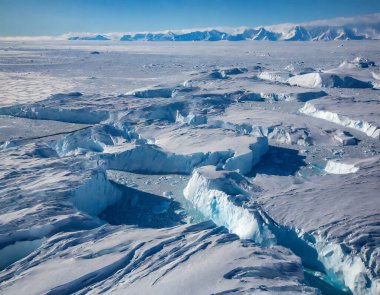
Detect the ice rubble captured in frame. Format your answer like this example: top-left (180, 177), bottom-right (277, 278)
top-left (324, 160), bottom-right (359, 174)
top-left (208, 104), bottom-right (350, 147)
top-left (188, 70), bottom-right (328, 103)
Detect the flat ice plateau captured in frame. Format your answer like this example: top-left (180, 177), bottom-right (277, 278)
top-left (0, 40), bottom-right (379, 295)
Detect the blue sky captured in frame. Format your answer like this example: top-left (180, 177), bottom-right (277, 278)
top-left (0, 0), bottom-right (380, 36)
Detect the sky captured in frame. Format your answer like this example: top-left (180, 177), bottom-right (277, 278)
top-left (0, 0), bottom-right (380, 36)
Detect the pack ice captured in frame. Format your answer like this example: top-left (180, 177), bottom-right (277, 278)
top-left (0, 33), bottom-right (379, 295)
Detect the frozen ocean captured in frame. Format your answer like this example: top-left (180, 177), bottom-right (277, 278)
top-left (0, 11), bottom-right (380, 295)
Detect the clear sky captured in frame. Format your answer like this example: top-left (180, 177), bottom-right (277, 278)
top-left (0, 0), bottom-right (380, 36)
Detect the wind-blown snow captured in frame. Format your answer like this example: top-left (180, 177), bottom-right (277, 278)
top-left (0, 223), bottom-right (317, 295)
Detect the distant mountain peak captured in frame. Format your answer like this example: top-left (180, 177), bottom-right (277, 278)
top-left (283, 26), bottom-right (311, 41)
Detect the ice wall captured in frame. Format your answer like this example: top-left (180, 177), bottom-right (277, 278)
top-left (183, 166), bottom-right (276, 245)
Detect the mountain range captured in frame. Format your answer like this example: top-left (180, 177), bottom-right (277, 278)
top-left (5, 13), bottom-right (380, 41)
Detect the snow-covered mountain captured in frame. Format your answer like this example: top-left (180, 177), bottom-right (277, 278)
top-left (65, 13), bottom-right (380, 41)
top-left (283, 26), bottom-right (312, 41)
top-left (68, 34), bottom-right (110, 41)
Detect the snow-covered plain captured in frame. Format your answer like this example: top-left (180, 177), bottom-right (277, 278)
top-left (0, 40), bottom-right (379, 295)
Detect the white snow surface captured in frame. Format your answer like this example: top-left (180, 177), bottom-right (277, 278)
top-left (0, 40), bottom-right (379, 295)
top-left (0, 224), bottom-right (316, 295)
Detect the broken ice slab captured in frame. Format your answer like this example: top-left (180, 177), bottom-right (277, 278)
top-left (300, 97), bottom-right (380, 139)
top-left (333, 130), bottom-right (358, 146)
top-left (287, 72), bottom-right (373, 89)
top-left (184, 165), bottom-right (276, 245)
top-left (136, 123), bottom-right (268, 175)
